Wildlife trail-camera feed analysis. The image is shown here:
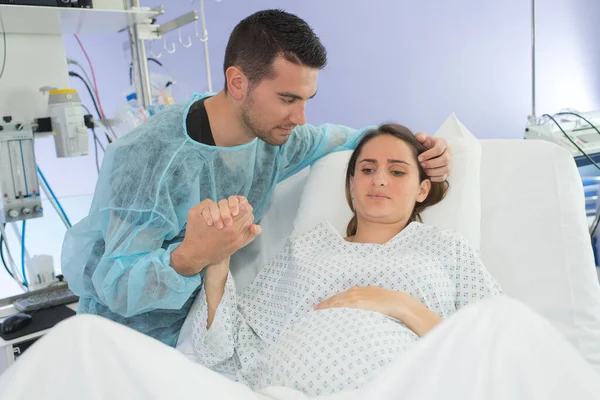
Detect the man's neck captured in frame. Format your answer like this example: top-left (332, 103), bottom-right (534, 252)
top-left (204, 92), bottom-right (255, 147)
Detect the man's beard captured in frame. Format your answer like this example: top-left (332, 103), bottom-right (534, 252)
top-left (240, 96), bottom-right (288, 146)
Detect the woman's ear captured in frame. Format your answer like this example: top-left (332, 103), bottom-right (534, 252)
top-left (416, 179), bottom-right (432, 203)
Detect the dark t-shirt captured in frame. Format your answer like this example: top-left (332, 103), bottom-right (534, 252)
top-left (185, 98), bottom-right (215, 146)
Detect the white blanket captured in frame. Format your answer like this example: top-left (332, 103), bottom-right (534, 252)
top-left (1, 296), bottom-right (598, 400)
top-left (177, 222), bottom-right (502, 394)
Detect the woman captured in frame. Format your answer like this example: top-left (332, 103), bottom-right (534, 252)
top-left (1, 126), bottom-right (598, 400)
top-left (176, 124), bottom-right (502, 395)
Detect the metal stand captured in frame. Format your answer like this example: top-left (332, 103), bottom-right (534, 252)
top-left (126, 2), bottom-right (201, 109)
top-left (127, 0), bottom-right (153, 109)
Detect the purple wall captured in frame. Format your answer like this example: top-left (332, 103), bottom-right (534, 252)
top-left (56, 0), bottom-right (600, 196)
top-left (66, 0), bottom-right (600, 139)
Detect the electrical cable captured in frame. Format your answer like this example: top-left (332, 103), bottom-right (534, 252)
top-left (36, 166), bottom-right (72, 228)
top-left (0, 223), bottom-right (14, 279)
top-left (70, 71), bottom-right (113, 144)
top-left (73, 34), bottom-right (106, 118)
top-left (94, 132), bottom-right (106, 152)
top-left (69, 48), bottom-right (119, 141)
top-left (69, 72), bottom-right (102, 123)
top-left (0, 222), bottom-right (27, 290)
top-left (542, 114), bottom-right (600, 237)
top-left (542, 114), bottom-right (600, 172)
top-left (129, 57), bottom-right (165, 85)
top-left (39, 180), bottom-right (70, 230)
top-left (0, 11), bottom-right (6, 82)
top-left (92, 128), bottom-right (102, 174)
top-left (21, 220), bottom-right (28, 286)
top-left (67, 58), bottom-right (96, 93)
top-left (82, 103), bottom-right (108, 152)
top-left (553, 112), bottom-right (600, 237)
top-left (554, 111), bottom-right (600, 137)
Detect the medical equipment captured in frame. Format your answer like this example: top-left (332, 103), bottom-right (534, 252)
top-left (0, 121), bottom-right (43, 224)
top-left (523, 0), bottom-right (600, 166)
top-left (13, 285), bottom-right (78, 313)
top-left (46, 89), bottom-right (89, 158)
top-left (525, 111), bottom-right (600, 159)
top-left (131, 0), bottom-right (216, 105)
top-left (5, 0), bottom-right (93, 8)
top-left (0, 87), bottom-right (88, 224)
top-left (0, 299), bottom-right (77, 372)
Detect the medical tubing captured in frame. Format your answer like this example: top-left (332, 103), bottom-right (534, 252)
top-left (36, 166), bottom-right (72, 228)
top-left (554, 112), bottom-right (600, 137)
top-left (38, 179), bottom-right (71, 231)
top-left (542, 114), bottom-right (600, 236)
top-left (542, 114), bottom-right (600, 172)
top-left (73, 34), bottom-right (106, 118)
top-left (0, 222), bottom-right (28, 289)
top-left (0, 224), bottom-right (13, 279)
top-left (21, 220), bottom-right (28, 286)
top-left (0, 12), bottom-right (6, 81)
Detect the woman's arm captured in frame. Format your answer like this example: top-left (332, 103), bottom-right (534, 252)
top-left (315, 287), bottom-right (442, 337)
top-left (388, 291), bottom-right (442, 337)
top-left (204, 258), bottom-right (230, 329)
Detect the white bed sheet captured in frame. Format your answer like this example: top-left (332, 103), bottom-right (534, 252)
top-left (0, 297), bottom-right (598, 400)
top-left (231, 139), bottom-right (600, 374)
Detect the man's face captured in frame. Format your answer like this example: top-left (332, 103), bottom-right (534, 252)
top-left (240, 56), bottom-right (319, 146)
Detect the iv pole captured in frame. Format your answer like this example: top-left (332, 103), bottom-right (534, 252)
top-left (530, 0), bottom-right (536, 119)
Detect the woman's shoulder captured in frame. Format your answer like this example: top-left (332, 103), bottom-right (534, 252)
top-left (407, 222), bottom-right (474, 249)
top-left (288, 221), bottom-right (341, 245)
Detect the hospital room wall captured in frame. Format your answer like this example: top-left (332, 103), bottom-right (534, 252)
top-left (49, 0), bottom-right (600, 197)
top-left (133, 0), bottom-right (600, 138)
top-left (56, 0), bottom-right (600, 199)
top-left (1, 0), bottom-right (600, 296)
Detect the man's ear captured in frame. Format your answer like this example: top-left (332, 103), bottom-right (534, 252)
top-left (225, 66), bottom-right (248, 101)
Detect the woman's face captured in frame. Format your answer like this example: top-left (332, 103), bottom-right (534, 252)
top-left (350, 135), bottom-right (431, 227)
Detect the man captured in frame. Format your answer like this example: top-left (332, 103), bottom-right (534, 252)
top-left (62, 9), bottom-right (451, 346)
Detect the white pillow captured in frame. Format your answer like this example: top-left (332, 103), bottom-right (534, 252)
top-left (420, 114), bottom-right (482, 248)
top-left (293, 114), bottom-right (482, 249)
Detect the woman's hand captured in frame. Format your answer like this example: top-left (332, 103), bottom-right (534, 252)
top-left (314, 286), bottom-right (397, 316)
top-left (314, 286), bottom-right (442, 337)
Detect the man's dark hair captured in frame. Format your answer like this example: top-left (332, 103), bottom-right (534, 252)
top-left (223, 9), bottom-right (327, 91)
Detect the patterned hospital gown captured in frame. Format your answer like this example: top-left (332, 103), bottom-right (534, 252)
top-left (183, 221), bottom-right (503, 396)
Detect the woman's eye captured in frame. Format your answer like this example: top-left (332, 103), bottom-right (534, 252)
top-left (361, 168), bottom-right (374, 174)
top-left (391, 171), bottom-right (405, 177)
top-left (282, 98), bottom-right (295, 104)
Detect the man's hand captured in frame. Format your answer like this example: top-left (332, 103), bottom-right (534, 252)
top-left (200, 195), bottom-right (246, 230)
top-left (415, 133), bottom-right (451, 183)
top-left (170, 197), bottom-right (261, 276)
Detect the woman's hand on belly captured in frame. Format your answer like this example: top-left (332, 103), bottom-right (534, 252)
top-left (314, 287), bottom-right (442, 337)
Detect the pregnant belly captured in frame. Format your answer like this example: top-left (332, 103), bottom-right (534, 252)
top-left (240, 308), bottom-right (419, 396)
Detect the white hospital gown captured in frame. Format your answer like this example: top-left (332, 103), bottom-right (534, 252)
top-left (180, 221), bottom-right (503, 396)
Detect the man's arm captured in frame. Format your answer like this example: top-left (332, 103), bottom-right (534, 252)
top-left (279, 124), bottom-right (450, 182)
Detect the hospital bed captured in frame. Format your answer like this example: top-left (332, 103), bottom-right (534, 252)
top-left (1, 120), bottom-right (600, 400)
top-left (232, 124), bottom-right (600, 376)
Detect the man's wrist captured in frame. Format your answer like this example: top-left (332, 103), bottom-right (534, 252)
top-left (170, 245), bottom-right (205, 277)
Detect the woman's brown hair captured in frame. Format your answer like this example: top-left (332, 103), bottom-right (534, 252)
top-left (345, 124), bottom-right (449, 237)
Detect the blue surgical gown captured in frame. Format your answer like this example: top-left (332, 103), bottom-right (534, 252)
top-left (61, 93), bottom-right (369, 346)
